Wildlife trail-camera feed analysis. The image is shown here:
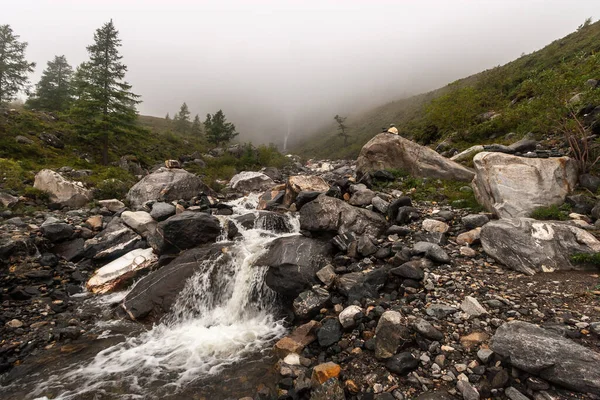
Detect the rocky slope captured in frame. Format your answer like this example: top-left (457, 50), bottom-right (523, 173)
top-left (1, 136), bottom-right (600, 400)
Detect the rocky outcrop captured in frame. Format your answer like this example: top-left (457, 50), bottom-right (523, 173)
top-left (33, 169), bottom-right (93, 208)
top-left (471, 152), bottom-right (578, 218)
top-left (356, 133), bottom-right (475, 182)
top-left (480, 218), bottom-right (600, 275)
top-left (227, 171), bottom-right (275, 193)
top-left (86, 248), bottom-right (157, 294)
top-left (126, 167), bottom-right (212, 208)
top-left (258, 235), bottom-right (333, 298)
top-left (491, 321), bottom-right (600, 394)
top-left (122, 243), bottom-right (230, 321)
top-left (149, 211), bottom-right (221, 254)
top-left (283, 175), bottom-right (330, 206)
top-left (299, 195), bottom-right (387, 237)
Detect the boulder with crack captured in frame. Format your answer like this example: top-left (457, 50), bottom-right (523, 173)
top-left (87, 248), bottom-right (157, 294)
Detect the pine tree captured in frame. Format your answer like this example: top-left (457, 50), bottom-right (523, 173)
top-left (71, 20), bottom-right (140, 165)
top-left (26, 55), bottom-right (73, 112)
top-left (0, 25), bottom-right (36, 105)
top-left (165, 112), bottom-right (170, 121)
top-left (204, 110), bottom-right (238, 146)
top-left (334, 114), bottom-right (349, 147)
top-left (174, 102), bottom-right (191, 133)
top-left (191, 114), bottom-right (202, 136)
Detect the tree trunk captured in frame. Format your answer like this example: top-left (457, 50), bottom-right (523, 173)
top-left (102, 132), bottom-right (108, 165)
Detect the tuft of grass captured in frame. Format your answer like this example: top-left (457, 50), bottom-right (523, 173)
top-left (570, 252), bottom-right (600, 266)
top-left (530, 204), bottom-right (571, 221)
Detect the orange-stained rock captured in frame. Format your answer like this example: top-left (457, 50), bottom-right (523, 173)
top-left (86, 215), bottom-right (103, 231)
top-left (343, 192), bottom-right (351, 201)
top-left (283, 175), bottom-right (329, 206)
top-left (273, 320), bottom-right (321, 358)
top-left (257, 184), bottom-right (286, 210)
top-left (456, 228), bottom-right (481, 245)
top-left (311, 362), bottom-right (341, 386)
top-left (345, 379), bottom-right (360, 393)
top-left (460, 331), bottom-right (490, 350)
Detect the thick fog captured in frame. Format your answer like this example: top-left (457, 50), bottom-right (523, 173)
top-left (4, 1), bottom-right (598, 147)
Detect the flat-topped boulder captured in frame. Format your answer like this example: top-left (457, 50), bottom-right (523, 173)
top-left (356, 133), bottom-right (475, 182)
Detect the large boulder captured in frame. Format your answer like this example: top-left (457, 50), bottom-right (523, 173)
top-left (83, 218), bottom-right (142, 261)
top-left (356, 133), bottom-right (475, 182)
top-left (480, 218), bottom-right (600, 275)
top-left (33, 169), bottom-right (93, 208)
top-left (87, 248), bottom-right (157, 294)
top-left (121, 210), bottom-right (156, 237)
top-left (227, 171), bottom-right (275, 193)
top-left (283, 175), bottom-right (330, 206)
top-left (300, 195), bottom-right (387, 237)
top-left (257, 235), bottom-right (333, 298)
top-left (149, 211), bottom-right (221, 254)
top-left (471, 152), bottom-right (578, 218)
top-left (126, 167), bottom-right (212, 208)
top-left (122, 243), bottom-right (230, 321)
top-left (491, 321), bottom-right (600, 395)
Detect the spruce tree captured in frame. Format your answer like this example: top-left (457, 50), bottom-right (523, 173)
top-left (26, 55), bottom-right (73, 112)
top-left (191, 114), bottom-right (202, 136)
top-left (0, 25), bottom-right (36, 105)
top-left (71, 20), bottom-right (140, 165)
top-left (174, 102), bottom-right (191, 133)
top-left (204, 110), bottom-right (238, 146)
top-left (334, 114), bottom-right (349, 147)
top-left (165, 112), bottom-right (170, 121)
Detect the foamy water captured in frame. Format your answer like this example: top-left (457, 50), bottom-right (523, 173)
top-left (29, 197), bottom-right (297, 399)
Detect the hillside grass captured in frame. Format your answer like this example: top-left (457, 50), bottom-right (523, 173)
top-left (293, 19), bottom-right (600, 160)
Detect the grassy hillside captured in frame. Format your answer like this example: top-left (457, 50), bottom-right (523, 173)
top-left (294, 19), bottom-right (600, 159)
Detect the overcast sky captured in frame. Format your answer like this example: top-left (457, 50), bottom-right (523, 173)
top-left (4, 1), bottom-right (598, 145)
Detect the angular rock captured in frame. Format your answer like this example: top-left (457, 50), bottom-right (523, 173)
top-left (412, 241), bottom-right (450, 263)
top-left (336, 266), bottom-right (390, 302)
top-left (426, 304), bottom-right (457, 319)
top-left (391, 261), bottom-right (425, 280)
top-left (471, 152), bottom-right (578, 218)
top-left (579, 174), bottom-right (600, 194)
top-left (121, 210), bottom-right (156, 237)
top-left (317, 318), bottom-right (343, 347)
top-left (491, 321), bottom-right (600, 395)
top-left (53, 238), bottom-right (85, 261)
top-left (375, 310), bottom-right (413, 359)
top-left (371, 196), bottom-right (390, 214)
top-left (339, 305), bottom-right (363, 329)
top-left (84, 218), bottom-right (142, 260)
top-left (349, 188), bottom-right (376, 207)
top-left (122, 243), bottom-right (230, 321)
top-left (150, 211), bottom-right (221, 254)
top-left (300, 195), bottom-right (387, 237)
top-left (504, 387), bottom-right (528, 400)
top-left (480, 218), bottom-right (600, 275)
top-left (34, 169), bottom-right (93, 208)
top-left (40, 218), bottom-right (74, 242)
top-left (227, 171), bottom-right (275, 193)
top-left (357, 235), bottom-right (378, 257)
top-left (293, 286), bottom-right (330, 319)
top-left (283, 175), bottom-right (330, 206)
top-left (422, 219), bottom-right (450, 233)
top-left (273, 320), bottom-right (321, 358)
top-left (457, 380), bottom-right (480, 400)
top-left (356, 133), bottom-right (475, 181)
top-left (126, 167), bottom-right (212, 208)
top-left (312, 362), bottom-right (341, 386)
top-left (462, 214), bottom-right (489, 229)
top-left (316, 264), bottom-right (336, 288)
top-left (413, 318), bottom-right (444, 341)
top-left (461, 296), bottom-right (487, 318)
top-left (0, 192), bottom-right (18, 208)
top-left (385, 352), bottom-right (419, 375)
top-left (87, 248), bottom-right (157, 293)
top-left (258, 235), bottom-right (333, 298)
top-left (310, 378), bottom-right (345, 400)
top-left (98, 199), bottom-right (125, 212)
top-left (456, 228), bottom-right (481, 246)
top-left (234, 211), bottom-right (293, 233)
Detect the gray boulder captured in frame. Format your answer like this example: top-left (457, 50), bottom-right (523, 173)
top-left (34, 169), bottom-right (93, 208)
top-left (40, 218), bottom-right (74, 242)
top-left (83, 218), bottom-right (142, 261)
top-left (126, 167), bottom-right (212, 208)
top-left (258, 235), bottom-right (333, 298)
top-left (300, 195), bottom-right (387, 237)
top-left (481, 218), bottom-right (600, 275)
top-left (227, 171), bottom-right (275, 193)
top-left (149, 211), bottom-right (221, 254)
top-left (491, 320), bottom-right (600, 395)
top-left (472, 152), bottom-right (578, 218)
top-left (356, 133), bottom-right (475, 182)
top-left (293, 286), bottom-right (330, 319)
top-left (150, 202), bottom-right (176, 221)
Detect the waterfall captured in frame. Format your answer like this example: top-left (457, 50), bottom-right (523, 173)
top-left (30, 196), bottom-right (298, 399)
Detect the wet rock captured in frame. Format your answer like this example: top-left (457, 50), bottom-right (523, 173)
top-left (122, 243), bottom-right (230, 321)
top-left (260, 235), bottom-right (333, 298)
top-left (293, 286), bottom-right (330, 319)
top-left (375, 310), bottom-right (412, 359)
top-left (472, 152), bottom-right (577, 218)
top-left (126, 167), bottom-right (212, 208)
top-left (385, 352), bottom-right (419, 375)
top-left (87, 248), bottom-right (158, 293)
top-left (34, 169), bottom-right (93, 208)
top-left (300, 195), bottom-right (387, 237)
top-left (481, 218), bottom-right (600, 275)
top-left (234, 211), bottom-right (293, 233)
top-left (84, 218), bottom-right (142, 260)
top-left (273, 320), bottom-right (321, 357)
top-left (150, 211), bottom-right (221, 254)
top-left (317, 318), bottom-right (343, 347)
top-left (356, 133), bottom-right (475, 182)
top-left (491, 320), bottom-right (600, 395)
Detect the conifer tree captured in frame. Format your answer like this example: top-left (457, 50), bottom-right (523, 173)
top-left (0, 25), bottom-right (35, 104)
top-left (26, 55), bottom-right (73, 112)
top-left (191, 114), bottom-right (202, 136)
top-left (334, 114), bottom-right (349, 147)
top-left (71, 20), bottom-right (140, 165)
top-left (165, 112), bottom-right (170, 121)
top-left (174, 102), bottom-right (191, 133)
top-left (204, 110), bottom-right (238, 146)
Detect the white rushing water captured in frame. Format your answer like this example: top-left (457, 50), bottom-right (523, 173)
top-left (32, 195), bottom-right (298, 399)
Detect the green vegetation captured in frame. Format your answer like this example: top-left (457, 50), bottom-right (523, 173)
top-left (173, 102), bottom-right (191, 134)
top-left (570, 252), bottom-right (600, 266)
top-left (294, 19), bottom-right (600, 160)
top-left (530, 204), bottom-right (571, 221)
top-left (26, 55), bottom-right (74, 112)
top-left (334, 114), bottom-right (349, 147)
top-left (0, 24), bottom-right (36, 104)
top-left (372, 169), bottom-right (483, 210)
top-left (204, 110), bottom-right (238, 146)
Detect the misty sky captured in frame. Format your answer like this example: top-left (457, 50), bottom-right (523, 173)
top-left (4, 1), bottom-right (598, 145)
